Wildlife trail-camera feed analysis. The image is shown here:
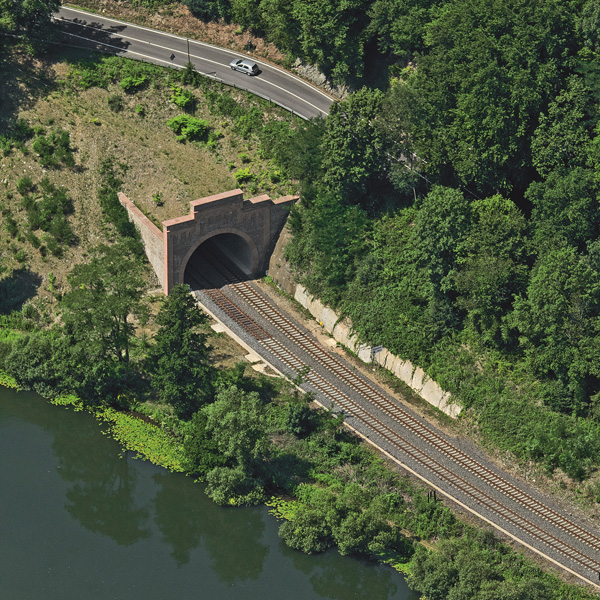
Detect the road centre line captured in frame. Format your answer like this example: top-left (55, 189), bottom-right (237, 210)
top-left (54, 16), bottom-right (326, 115)
top-left (60, 6), bottom-right (334, 104)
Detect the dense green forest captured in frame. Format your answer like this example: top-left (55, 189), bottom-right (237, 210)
top-left (232, 0), bottom-right (600, 483)
top-left (104, 0), bottom-right (600, 467)
top-left (98, 0), bottom-right (600, 480)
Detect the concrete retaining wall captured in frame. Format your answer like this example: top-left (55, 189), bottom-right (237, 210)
top-left (119, 193), bottom-right (165, 288)
top-left (268, 229), bottom-right (460, 418)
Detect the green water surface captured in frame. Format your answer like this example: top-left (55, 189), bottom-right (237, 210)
top-left (0, 387), bottom-right (417, 600)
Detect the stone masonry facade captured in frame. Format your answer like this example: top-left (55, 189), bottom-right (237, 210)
top-left (119, 190), bottom-right (296, 294)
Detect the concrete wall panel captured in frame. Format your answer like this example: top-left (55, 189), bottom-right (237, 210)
top-left (118, 193), bottom-right (164, 288)
top-left (280, 276), bottom-right (460, 417)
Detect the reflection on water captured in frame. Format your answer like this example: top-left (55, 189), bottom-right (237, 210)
top-left (64, 454), bottom-right (150, 547)
top-left (0, 388), bottom-right (417, 600)
top-left (153, 470), bottom-right (269, 579)
top-left (288, 550), bottom-right (400, 600)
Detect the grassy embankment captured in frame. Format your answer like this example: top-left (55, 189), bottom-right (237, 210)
top-left (0, 44), bottom-right (296, 304)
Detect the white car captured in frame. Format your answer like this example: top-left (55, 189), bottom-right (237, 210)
top-left (229, 58), bottom-right (260, 76)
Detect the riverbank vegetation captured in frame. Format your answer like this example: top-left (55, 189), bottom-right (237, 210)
top-left (0, 236), bottom-right (596, 597)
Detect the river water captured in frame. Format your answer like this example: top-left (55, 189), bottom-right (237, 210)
top-left (0, 387), bottom-right (417, 600)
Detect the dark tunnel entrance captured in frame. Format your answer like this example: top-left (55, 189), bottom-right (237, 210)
top-left (183, 233), bottom-right (257, 290)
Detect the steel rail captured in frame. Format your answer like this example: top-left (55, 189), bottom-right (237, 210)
top-left (184, 252), bottom-right (600, 585)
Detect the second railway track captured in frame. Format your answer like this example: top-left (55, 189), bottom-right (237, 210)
top-left (185, 246), bottom-right (600, 587)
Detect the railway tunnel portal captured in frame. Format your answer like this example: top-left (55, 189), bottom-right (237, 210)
top-left (118, 189), bottom-right (296, 294)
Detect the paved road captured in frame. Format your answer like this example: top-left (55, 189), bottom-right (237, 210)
top-left (53, 6), bottom-right (334, 120)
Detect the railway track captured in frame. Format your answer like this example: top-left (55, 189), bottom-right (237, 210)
top-left (185, 245), bottom-right (600, 587)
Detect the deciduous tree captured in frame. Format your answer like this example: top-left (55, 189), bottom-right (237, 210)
top-left (0, 0), bottom-right (60, 48)
top-left (60, 239), bottom-right (148, 365)
top-left (511, 245), bottom-right (600, 413)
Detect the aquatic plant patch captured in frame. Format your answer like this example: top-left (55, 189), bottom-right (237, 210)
top-left (96, 406), bottom-right (186, 473)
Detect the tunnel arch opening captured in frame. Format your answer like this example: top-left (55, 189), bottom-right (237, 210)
top-left (182, 232), bottom-right (259, 290)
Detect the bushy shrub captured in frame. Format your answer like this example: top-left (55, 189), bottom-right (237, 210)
top-left (43, 233), bottom-right (63, 257)
top-left (234, 167), bottom-right (255, 184)
top-left (234, 106), bottom-right (263, 139)
top-left (49, 214), bottom-right (74, 246)
top-left (32, 129), bottom-right (75, 168)
top-left (0, 119), bottom-right (34, 156)
top-left (120, 74), bottom-right (148, 92)
top-left (279, 504), bottom-right (335, 553)
top-left (25, 229), bottom-right (41, 248)
top-left (68, 59), bottom-right (112, 89)
top-left (4, 214), bottom-right (18, 238)
top-left (4, 332), bottom-right (61, 398)
top-left (204, 88), bottom-right (244, 118)
top-left (128, 0), bottom-right (176, 9)
top-left (183, 0), bottom-right (230, 22)
top-left (167, 114), bottom-right (210, 142)
top-left (205, 464), bottom-right (266, 506)
top-left (68, 57), bottom-right (162, 91)
top-left (285, 403), bottom-right (315, 436)
top-left (170, 85), bottom-right (195, 110)
top-left (16, 176), bottom-right (35, 195)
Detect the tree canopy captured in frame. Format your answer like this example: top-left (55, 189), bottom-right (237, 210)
top-left (148, 283), bottom-right (213, 418)
top-left (0, 0), bottom-right (60, 49)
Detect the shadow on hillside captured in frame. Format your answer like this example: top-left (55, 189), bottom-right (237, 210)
top-left (0, 268), bottom-right (43, 314)
top-left (0, 17), bottom-right (132, 136)
top-left (0, 48), bottom-right (60, 135)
